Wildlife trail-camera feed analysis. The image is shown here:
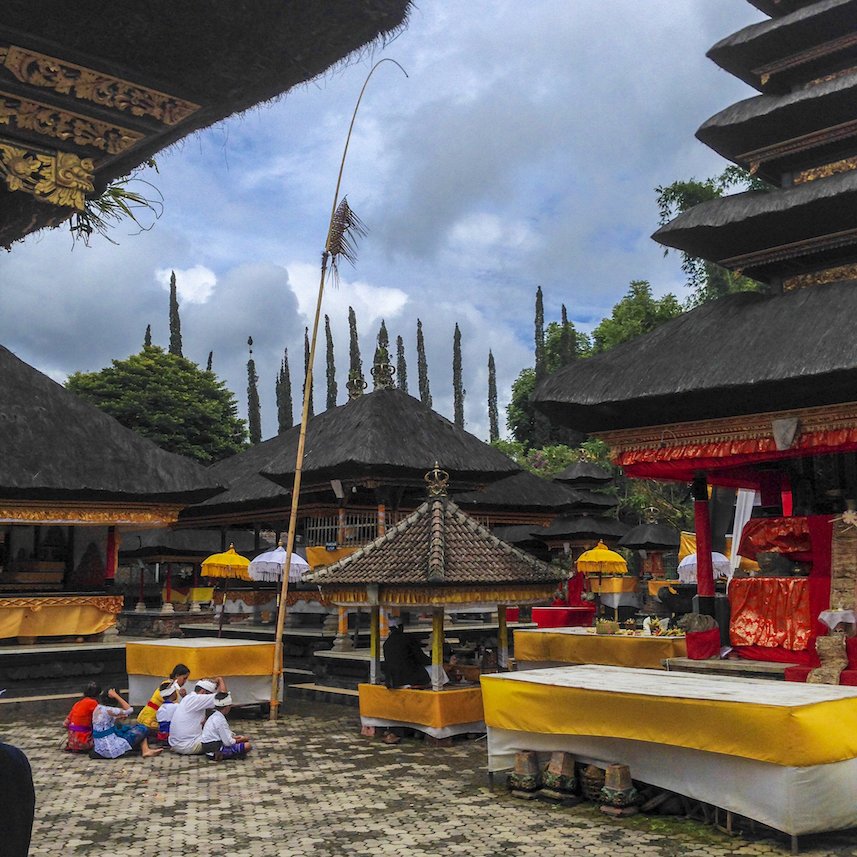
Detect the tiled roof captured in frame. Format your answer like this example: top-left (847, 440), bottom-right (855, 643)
top-left (309, 497), bottom-right (565, 587)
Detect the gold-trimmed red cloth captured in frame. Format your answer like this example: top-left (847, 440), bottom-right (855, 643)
top-left (729, 577), bottom-right (812, 651)
top-left (737, 517), bottom-right (812, 562)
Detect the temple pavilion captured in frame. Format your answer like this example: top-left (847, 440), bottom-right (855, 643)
top-left (0, 345), bottom-right (220, 640)
top-left (534, 0), bottom-right (857, 672)
top-left (0, 1), bottom-right (410, 247)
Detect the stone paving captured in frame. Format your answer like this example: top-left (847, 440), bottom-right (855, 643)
top-left (5, 699), bottom-right (857, 857)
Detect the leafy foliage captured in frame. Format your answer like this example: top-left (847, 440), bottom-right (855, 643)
top-left (453, 323), bottom-right (465, 428)
top-left (325, 314), bottom-right (337, 410)
top-left (417, 318), bottom-right (432, 408)
top-left (246, 336), bottom-right (262, 444)
top-left (396, 335), bottom-right (408, 393)
top-left (591, 280), bottom-right (683, 353)
top-left (487, 350), bottom-right (499, 443)
top-left (303, 327), bottom-right (314, 418)
top-left (66, 346), bottom-right (247, 463)
top-left (276, 348), bottom-right (293, 433)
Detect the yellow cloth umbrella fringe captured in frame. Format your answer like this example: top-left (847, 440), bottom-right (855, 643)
top-left (201, 545), bottom-right (251, 580)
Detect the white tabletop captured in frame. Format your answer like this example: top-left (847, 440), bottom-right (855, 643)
top-left (492, 664), bottom-right (857, 706)
top-left (126, 637), bottom-right (273, 649)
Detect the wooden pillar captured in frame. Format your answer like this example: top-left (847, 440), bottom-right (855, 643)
top-left (338, 508), bottom-right (347, 544)
top-left (377, 503), bottom-right (386, 537)
top-left (431, 607), bottom-right (445, 691)
top-left (497, 604), bottom-right (509, 669)
top-left (380, 607), bottom-right (389, 641)
top-left (338, 607), bottom-right (349, 636)
top-left (165, 562), bottom-right (173, 603)
top-left (105, 527), bottom-right (118, 582)
top-left (369, 605), bottom-right (381, 685)
top-left (692, 476), bottom-right (715, 615)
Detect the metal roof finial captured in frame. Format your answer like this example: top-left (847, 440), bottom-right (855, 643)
top-left (425, 462), bottom-right (449, 497)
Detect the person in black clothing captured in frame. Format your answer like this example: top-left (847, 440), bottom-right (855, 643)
top-left (0, 741), bottom-right (35, 857)
top-left (383, 620), bottom-right (431, 689)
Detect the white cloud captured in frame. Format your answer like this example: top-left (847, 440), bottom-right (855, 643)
top-left (155, 265), bottom-right (218, 304)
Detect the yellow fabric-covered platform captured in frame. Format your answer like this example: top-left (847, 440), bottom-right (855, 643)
top-left (358, 684), bottom-right (484, 729)
top-left (126, 638), bottom-right (274, 678)
top-left (482, 665), bottom-right (857, 767)
top-left (0, 595), bottom-right (123, 639)
top-left (514, 627), bottom-right (686, 670)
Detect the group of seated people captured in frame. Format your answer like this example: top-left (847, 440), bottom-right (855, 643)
top-left (63, 663), bottom-right (252, 762)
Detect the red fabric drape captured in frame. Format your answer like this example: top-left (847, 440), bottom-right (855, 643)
top-left (737, 517), bottom-right (811, 562)
top-left (729, 577), bottom-right (812, 651)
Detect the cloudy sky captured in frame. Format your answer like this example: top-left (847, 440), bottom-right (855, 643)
top-left (0, 1), bottom-right (762, 443)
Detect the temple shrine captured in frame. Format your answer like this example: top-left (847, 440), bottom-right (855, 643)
top-left (535, 0), bottom-right (857, 678)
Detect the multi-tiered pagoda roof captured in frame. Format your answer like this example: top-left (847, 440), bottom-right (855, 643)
top-left (535, 0), bottom-right (857, 484)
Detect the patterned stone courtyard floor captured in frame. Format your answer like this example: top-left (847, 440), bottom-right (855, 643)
top-left (5, 698), bottom-right (857, 856)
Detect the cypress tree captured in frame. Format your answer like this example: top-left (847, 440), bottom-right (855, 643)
top-left (206, 351), bottom-right (213, 372)
top-left (304, 326), bottom-right (314, 418)
top-left (558, 303), bottom-right (576, 367)
top-left (246, 336), bottom-right (262, 444)
top-left (372, 320), bottom-right (391, 390)
top-left (143, 324), bottom-right (152, 348)
top-left (347, 306), bottom-right (365, 396)
top-left (325, 314), bottom-right (337, 409)
top-left (416, 318), bottom-right (432, 408)
top-left (488, 349), bottom-right (499, 442)
top-left (534, 286), bottom-right (545, 381)
top-left (276, 348), bottom-right (293, 433)
top-left (168, 271), bottom-right (183, 357)
top-left (396, 335), bottom-right (408, 393)
top-left (453, 323), bottom-right (465, 429)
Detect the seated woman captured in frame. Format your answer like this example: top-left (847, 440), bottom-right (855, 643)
top-left (91, 688), bottom-right (162, 759)
top-left (137, 663), bottom-right (191, 739)
top-left (63, 682), bottom-right (100, 753)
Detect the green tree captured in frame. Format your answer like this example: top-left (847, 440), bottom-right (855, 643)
top-left (534, 286), bottom-right (546, 381)
top-left (396, 335), bottom-right (408, 393)
top-left (66, 346), bottom-right (246, 463)
top-left (168, 271), bottom-right (182, 357)
top-left (453, 323), bottom-right (465, 428)
top-left (206, 351), bottom-right (213, 372)
top-left (656, 166), bottom-right (768, 305)
top-left (304, 327), bottom-right (314, 419)
top-left (506, 368), bottom-right (536, 446)
top-left (143, 324), bottom-right (152, 348)
top-left (276, 347), bottom-right (293, 433)
top-left (487, 349), bottom-right (499, 443)
top-left (417, 318), bottom-right (432, 408)
top-left (591, 280), bottom-right (683, 353)
top-left (348, 306), bottom-right (364, 392)
top-left (246, 336), bottom-right (262, 444)
top-left (372, 320), bottom-right (391, 390)
top-left (325, 314), bottom-right (337, 410)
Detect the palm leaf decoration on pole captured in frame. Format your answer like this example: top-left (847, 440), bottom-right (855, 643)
top-left (269, 58), bottom-right (407, 720)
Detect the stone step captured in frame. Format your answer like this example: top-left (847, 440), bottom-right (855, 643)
top-left (286, 681), bottom-right (360, 708)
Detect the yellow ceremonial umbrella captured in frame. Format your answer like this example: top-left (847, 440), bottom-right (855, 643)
top-left (576, 541), bottom-right (628, 575)
top-left (201, 544), bottom-right (250, 636)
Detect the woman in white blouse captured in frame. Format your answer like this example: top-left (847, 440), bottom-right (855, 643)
top-left (91, 688), bottom-right (162, 759)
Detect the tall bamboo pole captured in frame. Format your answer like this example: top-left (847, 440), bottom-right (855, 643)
top-left (268, 59), bottom-right (407, 720)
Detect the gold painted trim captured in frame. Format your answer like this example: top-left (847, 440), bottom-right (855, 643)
top-left (0, 44), bottom-right (199, 126)
top-left (784, 263), bottom-right (857, 291)
top-left (598, 401), bottom-right (857, 457)
top-left (0, 136), bottom-right (93, 208)
top-left (0, 90), bottom-right (143, 155)
top-left (794, 156), bottom-right (857, 185)
top-left (0, 595), bottom-right (124, 614)
top-left (0, 501), bottom-right (182, 525)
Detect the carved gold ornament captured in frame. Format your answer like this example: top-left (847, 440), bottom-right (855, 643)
top-left (784, 264), bottom-right (857, 291)
top-left (0, 91), bottom-right (142, 155)
top-left (794, 156), bottom-right (857, 186)
top-left (0, 595), bottom-right (124, 614)
top-left (0, 502), bottom-right (182, 525)
top-left (0, 45), bottom-right (199, 126)
top-left (0, 138), bottom-right (94, 208)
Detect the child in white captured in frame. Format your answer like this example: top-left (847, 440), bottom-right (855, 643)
top-left (155, 681), bottom-right (179, 743)
top-left (199, 693), bottom-right (252, 760)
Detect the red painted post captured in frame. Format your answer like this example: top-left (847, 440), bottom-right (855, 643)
top-left (692, 476), bottom-right (715, 615)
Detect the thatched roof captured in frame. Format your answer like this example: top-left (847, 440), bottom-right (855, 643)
top-left (697, 70), bottom-right (857, 185)
top-left (0, 345), bottom-right (222, 503)
top-left (552, 461), bottom-right (613, 486)
top-left (260, 389), bottom-right (520, 489)
top-left (308, 496), bottom-right (564, 588)
top-left (708, 0), bottom-right (856, 93)
top-left (652, 170), bottom-right (857, 282)
top-left (533, 281), bottom-right (857, 432)
top-left (0, 1), bottom-right (410, 246)
top-left (749, 0), bottom-right (818, 16)
top-left (619, 523), bottom-right (681, 552)
top-left (491, 525), bottom-right (549, 545)
top-left (451, 471), bottom-right (580, 513)
top-left (119, 528), bottom-right (264, 563)
top-left (539, 516), bottom-right (629, 542)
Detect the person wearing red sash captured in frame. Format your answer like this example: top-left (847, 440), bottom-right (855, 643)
top-left (62, 682), bottom-right (100, 752)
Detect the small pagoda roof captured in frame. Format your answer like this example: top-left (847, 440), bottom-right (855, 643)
top-left (652, 171), bottom-right (857, 283)
top-left (0, 1), bottom-right (409, 246)
top-left (697, 70), bottom-right (857, 185)
top-left (119, 528), bottom-right (263, 563)
top-left (552, 461), bottom-right (613, 486)
top-left (749, 0), bottom-right (819, 17)
top-left (533, 281), bottom-right (857, 432)
top-left (451, 471), bottom-right (581, 513)
top-left (0, 345), bottom-right (222, 504)
top-left (619, 523), bottom-right (681, 552)
top-left (308, 496), bottom-right (564, 593)
top-left (708, 0), bottom-right (857, 93)
top-left (260, 389), bottom-right (520, 489)
top-left (539, 516), bottom-right (629, 541)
